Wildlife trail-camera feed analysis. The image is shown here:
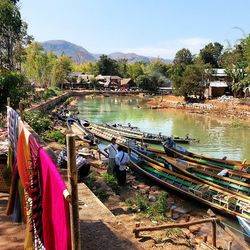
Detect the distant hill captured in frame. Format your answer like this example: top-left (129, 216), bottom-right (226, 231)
top-left (42, 40), bottom-right (96, 63)
top-left (41, 40), bottom-right (172, 64)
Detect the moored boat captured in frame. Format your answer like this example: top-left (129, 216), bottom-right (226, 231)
top-left (101, 123), bottom-right (199, 145)
top-left (129, 150), bottom-right (250, 220)
top-left (162, 139), bottom-right (250, 171)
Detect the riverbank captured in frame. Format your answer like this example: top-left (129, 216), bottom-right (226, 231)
top-left (146, 95), bottom-right (250, 122)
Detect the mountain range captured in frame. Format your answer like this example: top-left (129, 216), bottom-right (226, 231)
top-left (41, 40), bottom-right (171, 64)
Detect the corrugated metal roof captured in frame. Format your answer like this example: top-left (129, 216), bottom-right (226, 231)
top-left (209, 81), bottom-right (228, 87)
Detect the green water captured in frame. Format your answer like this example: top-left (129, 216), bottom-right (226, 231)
top-left (77, 95), bottom-right (250, 161)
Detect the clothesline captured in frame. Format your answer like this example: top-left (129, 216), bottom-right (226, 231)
top-left (6, 106), bottom-right (71, 250)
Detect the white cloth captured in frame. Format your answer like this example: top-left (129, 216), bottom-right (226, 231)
top-left (217, 169), bottom-right (229, 176)
top-left (115, 151), bottom-right (130, 171)
top-left (105, 143), bottom-right (118, 158)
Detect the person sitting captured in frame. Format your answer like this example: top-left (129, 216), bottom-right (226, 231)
top-left (115, 146), bottom-right (130, 186)
top-left (57, 147), bottom-right (92, 182)
top-left (217, 169), bottom-right (229, 177)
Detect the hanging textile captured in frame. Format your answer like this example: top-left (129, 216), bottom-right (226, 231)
top-left (6, 107), bottom-right (71, 250)
top-left (39, 148), bottom-right (71, 250)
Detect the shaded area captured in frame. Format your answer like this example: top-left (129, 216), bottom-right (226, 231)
top-left (0, 193), bottom-right (25, 250)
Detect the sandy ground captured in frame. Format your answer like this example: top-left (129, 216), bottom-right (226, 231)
top-left (147, 95), bottom-right (250, 123)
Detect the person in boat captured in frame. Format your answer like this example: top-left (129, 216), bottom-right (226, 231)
top-left (217, 169), bottom-right (230, 177)
top-left (104, 137), bottom-right (118, 175)
top-left (115, 146), bottom-right (130, 186)
top-left (57, 147), bottom-right (91, 182)
top-left (165, 137), bottom-right (176, 148)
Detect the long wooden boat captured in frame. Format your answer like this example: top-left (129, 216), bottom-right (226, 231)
top-left (129, 150), bottom-right (250, 220)
top-left (98, 123), bottom-right (198, 145)
top-left (132, 148), bottom-right (250, 197)
top-left (67, 120), bottom-right (98, 145)
top-left (105, 122), bottom-right (199, 145)
top-left (162, 141), bottom-right (250, 171)
top-left (237, 216), bottom-right (250, 237)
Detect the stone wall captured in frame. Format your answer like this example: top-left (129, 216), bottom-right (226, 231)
top-left (27, 92), bottom-right (70, 113)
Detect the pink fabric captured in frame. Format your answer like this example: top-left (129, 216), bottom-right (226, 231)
top-left (39, 148), bottom-right (71, 250)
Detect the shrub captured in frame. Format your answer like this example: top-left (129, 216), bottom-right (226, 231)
top-left (126, 192), bottom-right (149, 212)
top-left (42, 87), bottom-right (62, 100)
top-left (44, 130), bottom-right (65, 144)
top-left (24, 111), bottom-right (52, 135)
top-left (0, 71), bottom-right (31, 111)
top-left (102, 173), bottom-right (119, 193)
top-left (148, 191), bottom-right (168, 218)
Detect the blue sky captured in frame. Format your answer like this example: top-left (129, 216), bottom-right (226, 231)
top-left (20, 0), bottom-right (250, 59)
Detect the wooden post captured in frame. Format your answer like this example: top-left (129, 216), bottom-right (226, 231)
top-left (19, 101), bottom-right (24, 121)
top-left (67, 134), bottom-right (81, 250)
top-left (211, 219), bottom-right (216, 248)
top-left (7, 97), bottom-right (10, 107)
top-left (227, 241), bottom-right (232, 250)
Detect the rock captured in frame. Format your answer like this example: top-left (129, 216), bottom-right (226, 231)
top-left (148, 194), bottom-right (157, 202)
top-left (150, 185), bottom-right (161, 192)
top-left (136, 184), bottom-right (150, 193)
top-left (94, 179), bottom-right (109, 190)
top-left (189, 225), bottom-right (201, 233)
top-left (182, 228), bottom-right (191, 238)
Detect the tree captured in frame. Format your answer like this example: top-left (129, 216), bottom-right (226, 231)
top-left (127, 62), bottom-right (144, 80)
top-left (173, 48), bottom-right (193, 65)
top-left (181, 64), bottom-right (208, 99)
top-left (199, 42), bottom-right (223, 68)
top-left (23, 42), bottom-right (55, 86)
top-left (96, 55), bottom-right (119, 75)
top-left (135, 73), bottom-right (161, 92)
top-left (0, 0), bottom-right (22, 70)
top-left (0, 71), bottom-right (31, 110)
top-left (51, 56), bottom-right (72, 87)
top-left (117, 59), bottom-right (128, 78)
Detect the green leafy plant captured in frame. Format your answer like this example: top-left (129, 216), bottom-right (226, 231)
top-left (102, 173), bottom-right (119, 193)
top-left (44, 130), bottom-right (65, 144)
top-left (94, 188), bottom-right (109, 202)
top-left (148, 191), bottom-right (168, 218)
top-left (126, 192), bottom-right (149, 212)
top-left (24, 111), bottom-right (52, 135)
top-left (85, 171), bottom-right (96, 189)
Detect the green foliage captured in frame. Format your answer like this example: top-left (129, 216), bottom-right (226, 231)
top-left (126, 191), bottom-right (169, 220)
top-left (23, 42), bottom-right (72, 87)
top-left (199, 42), bottom-right (223, 68)
top-left (0, 71), bottom-right (31, 110)
top-left (42, 86), bottom-right (62, 100)
top-left (173, 48), bottom-right (193, 65)
top-left (85, 171), bottom-right (96, 189)
top-left (147, 192), bottom-right (168, 218)
top-left (44, 130), bottom-right (65, 144)
top-left (94, 188), bottom-right (109, 202)
top-left (23, 42), bottom-right (55, 86)
top-left (51, 56), bottom-right (72, 87)
top-left (24, 111), bottom-right (52, 135)
top-left (102, 173), bottom-right (119, 192)
top-left (96, 55), bottom-right (119, 76)
top-left (0, 0), bottom-right (22, 70)
top-left (127, 62), bottom-right (144, 81)
top-left (126, 192), bottom-right (149, 212)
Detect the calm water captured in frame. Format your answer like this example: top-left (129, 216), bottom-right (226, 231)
top-left (77, 95), bottom-right (250, 244)
top-left (78, 95), bottom-right (250, 161)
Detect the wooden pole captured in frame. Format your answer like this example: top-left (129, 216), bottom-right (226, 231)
top-left (133, 217), bottom-right (219, 236)
top-left (217, 220), bottom-right (249, 250)
top-left (67, 134), bottom-right (81, 250)
top-left (7, 97), bottom-right (10, 107)
top-left (19, 101), bottom-right (24, 121)
top-left (211, 219), bottom-right (216, 248)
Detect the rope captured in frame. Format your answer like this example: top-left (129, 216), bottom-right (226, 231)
top-left (220, 221), bottom-right (250, 238)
